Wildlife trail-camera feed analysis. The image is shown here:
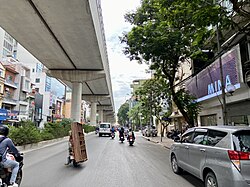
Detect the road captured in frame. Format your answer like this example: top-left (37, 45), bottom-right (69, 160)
top-left (21, 133), bottom-right (204, 187)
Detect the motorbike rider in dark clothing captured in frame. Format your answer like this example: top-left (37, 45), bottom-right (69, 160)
top-left (0, 125), bottom-right (21, 187)
top-left (119, 127), bottom-right (125, 141)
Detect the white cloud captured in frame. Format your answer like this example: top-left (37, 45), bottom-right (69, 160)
top-left (101, 0), bottom-right (150, 113)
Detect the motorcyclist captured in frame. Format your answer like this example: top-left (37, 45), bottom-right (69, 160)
top-left (119, 127), bottom-right (125, 140)
top-left (0, 125), bottom-right (21, 187)
top-left (127, 127), bottom-right (135, 141)
top-left (110, 126), bottom-right (115, 138)
top-left (110, 126), bottom-right (115, 133)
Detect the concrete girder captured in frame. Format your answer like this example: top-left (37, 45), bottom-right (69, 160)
top-left (97, 105), bottom-right (113, 111)
top-left (48, 70), bottom-right (105, 82)
top-left (104, 111), bottom-right (115, 116)
top-left (82, 95), bottom-right (109, 103)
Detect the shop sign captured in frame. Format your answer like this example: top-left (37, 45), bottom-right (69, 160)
top-left (186, 48), bottom-right (240, 102)
top-left (0, 109), bottom-right (8, 121)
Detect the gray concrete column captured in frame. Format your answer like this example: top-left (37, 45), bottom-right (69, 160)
top-left (103, 115), bottom-right (107, 122)
top-left (71, 82), bottom-right (82, 122)
top-left (98, 109), bottom-right (104, 123)
top-left (90, 102), bottom-right (97, 126)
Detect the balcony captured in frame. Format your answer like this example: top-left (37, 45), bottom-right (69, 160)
top-left (4, 79), bottom-right (18, 89)
top-left (3, 96), bottom-right (17, 105)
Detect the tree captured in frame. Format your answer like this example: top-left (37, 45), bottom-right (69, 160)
top-left (135, 78), bottom-right (171, 123)
top-left (117, 102), bottom-right (129, 126)
top-left (121, 0), bottom-right (218, 126)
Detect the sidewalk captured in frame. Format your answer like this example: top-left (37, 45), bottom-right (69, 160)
top-left (142, 135), bottom-right (174, 149)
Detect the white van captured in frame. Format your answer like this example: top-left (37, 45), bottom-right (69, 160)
top-left (99, 122), bottom-right (111, 137)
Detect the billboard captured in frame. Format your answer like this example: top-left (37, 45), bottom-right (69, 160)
top-left (186, 48), bottom-right (240, 102)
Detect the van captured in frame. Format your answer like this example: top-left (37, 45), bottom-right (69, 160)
top-left (99, 122), bottom-right (111, 137)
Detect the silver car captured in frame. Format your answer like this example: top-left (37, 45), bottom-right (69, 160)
top-left (170, 126), bottom-right (250, 187)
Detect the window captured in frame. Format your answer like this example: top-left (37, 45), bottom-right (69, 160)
top-left (193, 129), bottom-right (208, 144)
top-left (181, 131), bottom-right (194, 143)
top-left (35, 78), bottom-right (40, 83)
top-left (0, 69), bottom-right (3, 78)
top-left (100, 124), bottom-right (110, 128)
top-left (201, 114), bottom-right (217, 126)
top-left (7, 75), bottom-right (13, 81)
top-left (205, 130), bottom-right (227, 146)
top-left (25, 80), bottom-right (29, 90)
top-left (233, 130), bottom-right (250, 152)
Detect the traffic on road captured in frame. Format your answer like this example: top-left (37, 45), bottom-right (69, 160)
top-left (20, 132), bottom-right (203, 187)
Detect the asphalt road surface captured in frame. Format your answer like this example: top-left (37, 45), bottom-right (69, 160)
top-left (21, 133), bottom-right (204, 187)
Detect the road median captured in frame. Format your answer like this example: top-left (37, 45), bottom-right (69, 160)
top-left (17, 131), bottom-right (95, 153)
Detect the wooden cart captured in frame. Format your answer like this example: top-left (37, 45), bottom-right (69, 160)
top-left (66, 122), bottom-right (88, 167)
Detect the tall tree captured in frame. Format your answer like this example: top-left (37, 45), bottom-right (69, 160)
top-left (121, 0), bottom-right (223, 126)
top-left (117, 102), bottom-right (129, 126)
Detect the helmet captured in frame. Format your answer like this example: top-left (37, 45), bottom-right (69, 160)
top-left (0, 125), bottom-right (9, 136)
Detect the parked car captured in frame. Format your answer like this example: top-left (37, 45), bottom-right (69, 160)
top-left (170, 126), bottom-right (250, 187)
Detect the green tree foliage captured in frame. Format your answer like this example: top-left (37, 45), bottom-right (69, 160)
top-left (117, 102), bottom-right (129, 126)
top-left (121, 0), bottom-right (215, 126)
top-left (135, 78), bottom-right (171, 121)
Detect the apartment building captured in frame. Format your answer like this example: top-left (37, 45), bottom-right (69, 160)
top-left (0, 27), bottom-right (67, 127)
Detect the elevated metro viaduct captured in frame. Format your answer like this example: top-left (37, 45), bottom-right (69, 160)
top-left (0, 0), bottom-right (115, 124)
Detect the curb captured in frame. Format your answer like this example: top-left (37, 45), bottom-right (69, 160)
top-left (142, 136), bottom-right (172, 150)
top-left (17, 131), bottom-right (95, 153)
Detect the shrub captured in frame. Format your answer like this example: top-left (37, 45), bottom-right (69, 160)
top-left (8, 118), bottom-right (72, 146)
top-left (9, 121), bottom-right (41, 146)
top-left (83, 124), bottom-right (95, 133)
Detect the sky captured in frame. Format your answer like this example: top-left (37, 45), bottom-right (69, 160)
top-left (101, 0), bottom-right (151, 113)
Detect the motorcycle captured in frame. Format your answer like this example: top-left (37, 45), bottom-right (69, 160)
top-left (119, 134), bottom-right (125, 143)
top-left (66, 140), bottom-right (79, 167)
top-left (0, 152), bottom-right (24, 187)
top-left (128, 132), bottom-right (134, 146)
top-left (111, 132), bottom-right (115, 139)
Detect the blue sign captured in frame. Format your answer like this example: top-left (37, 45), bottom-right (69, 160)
top-left (0, 109), bottom-right (8, 121)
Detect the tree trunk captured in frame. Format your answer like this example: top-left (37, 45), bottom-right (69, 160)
top-left (171, 89), bottom-right (195, 127)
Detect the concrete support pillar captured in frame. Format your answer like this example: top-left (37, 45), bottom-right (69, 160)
top-left (103, 115), bottom-right (107, 122)
top-left (71, 82), bottom-right (82, 122)
top-left (98, 109), bottom-right (104, 123)
top-left (90, 102), bottom-right (97, 126)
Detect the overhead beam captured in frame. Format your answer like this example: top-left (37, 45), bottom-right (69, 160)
top-left (48, 70), bottom-right (105, 82)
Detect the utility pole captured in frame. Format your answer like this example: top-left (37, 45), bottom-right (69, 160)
top-left (216, 24), bottom-right (228, 125)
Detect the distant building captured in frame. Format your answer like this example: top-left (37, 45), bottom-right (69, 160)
top-left (0, 62), bottom-right (5, 108)
top-left (0, 27), bottom-right (66, 127)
